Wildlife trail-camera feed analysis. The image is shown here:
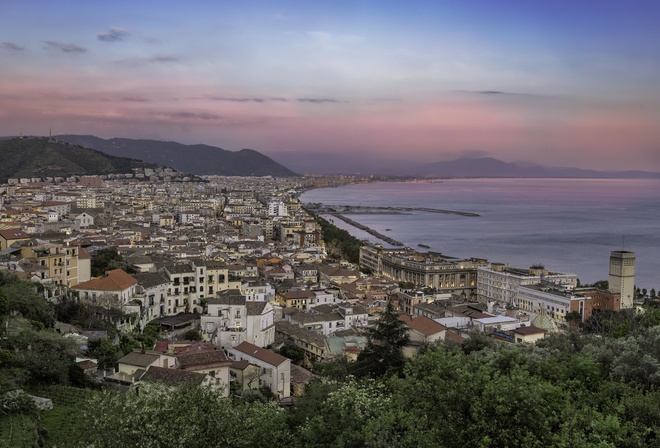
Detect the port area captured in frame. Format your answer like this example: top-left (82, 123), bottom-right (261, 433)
top-left (305, 203), bottom-right (480, 217)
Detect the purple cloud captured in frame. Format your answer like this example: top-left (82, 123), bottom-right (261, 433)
top-left (1, 42), bottom-right (25, 52)
top-left (149, 55), bottom-right (179, 63)
top-left (297, 98), bottom-right (341, 103)
top-left (98, 28), bottom-right (129, 42)
top-left (44, 41), bottom-right (88, 53)
top-left (165, 111), bottom-right (222, 120)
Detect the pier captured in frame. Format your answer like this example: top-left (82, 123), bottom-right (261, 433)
top-left (306, 203), bottom-right (480, 217)
top-left (329, 213), bottom-right (404, 246)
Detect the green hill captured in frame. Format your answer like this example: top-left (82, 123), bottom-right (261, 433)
top-left (0, 137), bottom-right (158, 182)
top-left (57, 135), bottom-right (298, 177)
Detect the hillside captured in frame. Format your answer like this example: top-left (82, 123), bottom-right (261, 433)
top-left (0, 137), bottom-right (158, 182)
top-left (57, 135), bottom-right (298, 177)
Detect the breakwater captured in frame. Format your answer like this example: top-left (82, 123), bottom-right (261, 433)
top-left (306, 203), bottom-right (479, 217)
top-left (329, 213), bottom-right (404, 246)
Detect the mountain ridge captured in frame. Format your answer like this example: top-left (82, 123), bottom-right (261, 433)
top-left (0, 137), bottom-right (159, 182)
top-left (413, 157), bottom-right (660, 179)
top-left (57, 135), bottom-right (298, 177)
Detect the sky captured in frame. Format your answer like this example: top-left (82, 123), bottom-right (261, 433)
top-left (1, 0), bottom-right (659, 171)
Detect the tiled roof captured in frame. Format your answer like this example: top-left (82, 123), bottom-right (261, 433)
top-left (118, 351), bottom-right (160, 368)
top-left (281, 290), bottom-right (315, 300)
top-left (0, 229), bottom-right (29, 240)
top-left (178, 350), bottom-right (231, 369)
top-left (208, 289), bottom-right (245, 305)
top-left (74, 269), bottom-right (137, 292)
top-left (140, 366), bottom-right (205, 386)
top-left (511, 326), bottom-right (547, 335)
top-left (246, 302), bottom-right (268, 316)
top-left (400, 315), bottom-right (447, 336)
top-left (134, 272), bottom-right (170, 288)
top-left (232, 341), bottom-right (288, 367)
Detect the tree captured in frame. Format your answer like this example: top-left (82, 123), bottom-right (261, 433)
top-left (353, 300), bottom-right (410, 378)
top-left (0, 288), bottom-right (8, 335)
top-left (91, 247), bottom-right (135, 277)
top-left (1, 278), bottom-right (55, 328)
top-left (78, 384), bottom-right (292, 448)
top-left (183, 329), bottom-right (202, 341)
top-left (88, 338), bottom-right (122, 370)
top-left (650, 288), bottom-right (657, 300)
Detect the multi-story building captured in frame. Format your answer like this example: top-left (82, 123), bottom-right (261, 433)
top-left (201, 289), bottom-right (275, 349)
top-left (229, 342), bottom-right (290, 399)
top-left (517, 284), bottom-right (591, 325)
top-left (360, 244), bottom-right (487, 297)
top-left (477, 263), bottom-right (578, 307)
top-left (19, 240), bottom-right (81, 287)
top-left (133, 272), bottom-right (171, 320)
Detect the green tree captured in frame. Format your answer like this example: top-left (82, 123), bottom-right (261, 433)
top-left (353, 301), bottom-right (409, 378)
top-left (183, 329), bottom-right (202, 341)
top-left (78, 383), bottom-right (292, 448)
top-left (297, 378), bottom-right (399, 448)
top-left (91, 247), bottom-right (136, 277)
top-left (0, 276), bottom-right (55, 327)
top-left (88, 338), bottom-right (122, 370)
top-left (0, 288), bottom-right (8, 334)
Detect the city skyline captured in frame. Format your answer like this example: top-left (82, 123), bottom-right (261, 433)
top-left (1, 0), bottom-right (659, 171)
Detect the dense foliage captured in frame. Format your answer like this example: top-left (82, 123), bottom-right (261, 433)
top-left (91, 247), bottom-right (136, 277)
top-left (315, 215), bottom-right (363, 264)
top-left (4, 270), bottom-right (660, 446)
top-left (353, 301), bottom-right (410, 378)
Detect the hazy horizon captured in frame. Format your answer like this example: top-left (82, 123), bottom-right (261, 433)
top-left (2, 1), bottom-right (659, 172)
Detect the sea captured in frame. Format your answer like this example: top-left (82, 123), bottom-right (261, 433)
top-left (300, 178), bottom-right (660, 289)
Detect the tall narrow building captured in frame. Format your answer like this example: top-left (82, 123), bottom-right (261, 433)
top-left (609, 251), bottom-right (635, 309)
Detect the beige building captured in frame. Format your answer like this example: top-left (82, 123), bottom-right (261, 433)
top-left (19, 240), bottom-right (81, 287)
top-left (609, 251), bottom-right (635, 309)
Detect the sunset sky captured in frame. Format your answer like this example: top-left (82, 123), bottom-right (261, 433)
top-left (1, 0), bottom-right (659, 171)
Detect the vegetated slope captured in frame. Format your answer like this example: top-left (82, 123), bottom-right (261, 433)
top-left (57, 135), bottom-right (298, 177)
top-left (0, 137), bottom-right (157, 182)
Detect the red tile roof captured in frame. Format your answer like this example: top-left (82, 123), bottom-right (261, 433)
top-left (399, 315), bottom-right (447, 336)
top-left (74, 269), bottom-right (137, 292)
top-left (0, 229), bottom-right (30, 240)
top-left (233, 342), bottom-right (288, 367)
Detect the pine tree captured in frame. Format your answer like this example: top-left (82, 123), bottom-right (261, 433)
top-left (353, 300), bottom-right (410, 378)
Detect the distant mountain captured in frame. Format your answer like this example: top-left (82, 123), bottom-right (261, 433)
top-left (412, 157), bottom-right (660, 179)
top-left (264, 151), bottom-right (418, 175)
top-left (0, 137), bottom-right (158, 182)
top-left (57, 135), bottom-right (298, 177)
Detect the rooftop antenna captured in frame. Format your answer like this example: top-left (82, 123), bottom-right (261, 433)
top-left (622, 235), bottom-right (625, 251)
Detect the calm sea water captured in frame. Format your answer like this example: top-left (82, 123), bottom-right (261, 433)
top-left (301, 178), bottom-right (660, 288)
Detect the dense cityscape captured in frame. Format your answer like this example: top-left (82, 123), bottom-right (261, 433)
top-left (1, 168), bottom-right (660, 446)
top-left (3, 1), bottom-right (660, 446)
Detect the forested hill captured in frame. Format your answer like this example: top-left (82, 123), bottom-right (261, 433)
top-left (0, 137), bottom-right (158, 182)
top-left (57, 135), bottom-right (298, 177)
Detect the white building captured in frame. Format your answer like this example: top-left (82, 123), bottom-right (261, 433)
top-left (268, 200), bottom-right (288, 217)
top-left (477, 263), bottom-right (578, 307)
top-left (229, 342), bottom-right (291, 399)
top-left (518, 284), bottom-right (590, 325)
top-left (202, 289), bottom-right (275, 349)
